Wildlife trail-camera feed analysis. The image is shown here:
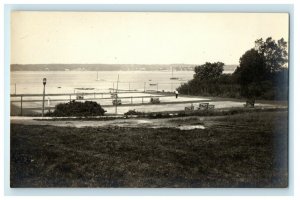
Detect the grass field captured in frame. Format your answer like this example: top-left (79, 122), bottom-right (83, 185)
top-left (10, 111), bottom-right (288, 187)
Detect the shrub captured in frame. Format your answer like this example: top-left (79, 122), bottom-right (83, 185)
top-left (124, 109), bottom-right (144, 116)
top-left (49, 100), bottom-right (106, 117)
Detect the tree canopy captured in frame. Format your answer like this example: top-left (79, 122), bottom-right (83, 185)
top-left (194, 62), bottom-right (224, 81)
top-left (233, 37), bottom-right (288, 99)
top-left (177, 37), bottom-right (288, 101)
top-left (255, 37), bottom-right (288, 73)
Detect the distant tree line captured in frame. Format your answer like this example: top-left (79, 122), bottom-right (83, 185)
top-left (177, 37), bottom-right (288, 101)
top-left (10, 64), bottom-right (196, 71)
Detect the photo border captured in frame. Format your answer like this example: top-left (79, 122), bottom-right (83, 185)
top-left (4, 3), bottom-right (294, 196)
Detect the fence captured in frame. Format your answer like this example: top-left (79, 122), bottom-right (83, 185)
top-left (10, 91), bottom-right (175, 116)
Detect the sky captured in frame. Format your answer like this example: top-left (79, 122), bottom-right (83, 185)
top-left (11, 12), bottom-right (289, 65)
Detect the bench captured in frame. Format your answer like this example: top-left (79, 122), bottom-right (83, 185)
top-left (185, 104), bottom-right (195, 111)
top-left (244, 99), bottom-right (255, 108)
top-left (197, 103), bottom-right (215, 110)
top-left (76, 94), bottom-right (84, 100)
top-left (208, 105), bottom-right (215, 110)
top-left (111, 93), bottom-right (118, 98)
top-left (198, 103), bottom-right (209, 110)
top-left (112, 99), bottom-right (122, 105)
top-left (150, 97), bottom-right (160, 104)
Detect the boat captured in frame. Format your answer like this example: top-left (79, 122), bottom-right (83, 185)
top-left (170, 66), bottom-right (179, 80)
top-left (95, 71), bottom-right (105, 81)
top-left (96, 71), bottom-right (100, 81)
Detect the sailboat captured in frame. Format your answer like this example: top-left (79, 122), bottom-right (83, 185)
top-left (96, 72), bottom-right (100, 81)
top-left (96, 71), bottom-right (105, 81)
top-left (170, 66), bottom-right (179, 80)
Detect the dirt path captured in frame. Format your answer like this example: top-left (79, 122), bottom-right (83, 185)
top-left (10, 115), bottom-right (218, 130)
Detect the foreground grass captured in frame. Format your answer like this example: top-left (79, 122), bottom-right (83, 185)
top-left (10, 111), bottom-right (288, 187)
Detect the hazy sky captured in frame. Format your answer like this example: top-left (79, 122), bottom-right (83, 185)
top-left (11, 12), bottom-right (289, 65)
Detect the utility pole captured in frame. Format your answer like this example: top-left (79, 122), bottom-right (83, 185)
top-left (115, 74), bottom-right (119, 114)
top-left (42, 78), bottom-right (47, 117)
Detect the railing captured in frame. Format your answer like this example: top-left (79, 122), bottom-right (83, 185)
top-left (10, 92), bottom-right (176, 116)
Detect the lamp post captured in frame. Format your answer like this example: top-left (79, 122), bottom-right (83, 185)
top-left (42, 78), bottom-right (47, 117)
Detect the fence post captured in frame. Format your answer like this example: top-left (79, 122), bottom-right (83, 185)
top-left (20, 95), bottom-right (23, 116)
top-left (157, 83), bottom-right (158, 92)
top-left (69, 94), bottom-right (72, 101)
top-left (94, 92), bottom-right (95, 98)
top-left (131, 96), bottom-right (133, 104)
top-left (144, 82), bottom-right (146, 92)
top-left (102, 93), bottom-right (103, 98)
top-left (142, 97), bottom-right (144, 104)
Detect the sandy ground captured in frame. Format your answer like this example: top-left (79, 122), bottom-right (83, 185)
top-left (104, 100), bottom-right (275, 114)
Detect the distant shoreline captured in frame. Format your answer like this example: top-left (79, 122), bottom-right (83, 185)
top-left (10, 64), bottom-right (238, 72)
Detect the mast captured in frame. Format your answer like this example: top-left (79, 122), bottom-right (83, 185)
top-left (115, 74), bottom-right (119, 114)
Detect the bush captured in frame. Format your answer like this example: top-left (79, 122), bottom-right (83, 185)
top-left (124, 109), bottom-right (144, 116)
top-left (49, 100), bottom-right (106, 117)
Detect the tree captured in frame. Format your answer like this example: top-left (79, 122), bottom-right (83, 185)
top-left (194, 62), bottom-right (224, 81)
top-left (234, 37), bottom-right (288, 100)
top-left (255, 37), bottom-right (288, 74)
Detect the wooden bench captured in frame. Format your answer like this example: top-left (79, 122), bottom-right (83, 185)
top-left (184, 104), bottom-right (195, 114)
top-left (76, 94), bottom-right (84, 100)
top-left (150, 97), bottom-right (160, 104)
top-left (185, 104), bottom-right (195, 111)
top-left (208, 105), bottom-right (215, 110)
top-left (244, 99), bottom-right (255, 108)
top-left (198, 103), bottom-right (209, 110)
top-left (197, 103), bottom-right (215, 110)
top-left (112, 99), bottom-right (122, 105)
top-left (111, 93), bottom-right (118, 98)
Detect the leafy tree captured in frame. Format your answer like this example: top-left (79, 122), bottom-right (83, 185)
top-left (234, 37), bottom-right (288, 100)
top-left (255, 37), bottom-right (288, 74)
top-left (177, 37), bottom-right (288, 101)
top-left (194, 62), bottom-right (224, 81)
top-left (236, 49), bottom-right (265, 98)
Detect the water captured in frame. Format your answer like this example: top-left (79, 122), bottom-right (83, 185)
top-left (11, 70), bottom-right (261, 116)
top-left (10, 71), bottom-right (194, 94)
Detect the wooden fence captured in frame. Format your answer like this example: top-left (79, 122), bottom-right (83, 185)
top-left (10, 92), bottom-right (175, 116)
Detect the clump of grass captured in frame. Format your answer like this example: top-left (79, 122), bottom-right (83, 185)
top-left (168, 117), bottom-right (202, 125)
top-left (124, 109), bottom-right (145, 116)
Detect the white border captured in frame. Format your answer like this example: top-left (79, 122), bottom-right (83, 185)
top-left (1, 0), bottom-right (299, 199)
